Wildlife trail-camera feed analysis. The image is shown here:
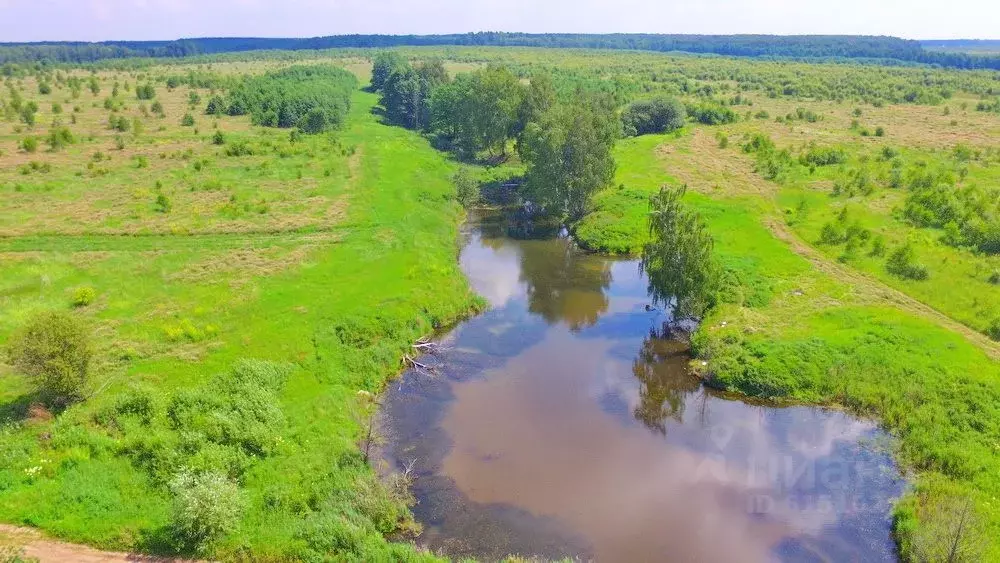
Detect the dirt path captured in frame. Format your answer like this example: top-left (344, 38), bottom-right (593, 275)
top-left (762, 216), bottom-right (1000, 360)
top-left (0, 525), bottom-right (198, 563)
top-left (665, 130), bottom-right (1000, 360)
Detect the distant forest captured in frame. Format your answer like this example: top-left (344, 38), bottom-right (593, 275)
top-left (2, 33), bottom-right (1000, 69)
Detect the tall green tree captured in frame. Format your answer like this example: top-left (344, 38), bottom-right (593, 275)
top-left (518, 94), bottom-right (619, 220)
top-left (515, 71), bottom-right (557, 138)
top-left (640, 185), bottom-right (719, 321)
top-left (370, 51), bottom-right (407, 91)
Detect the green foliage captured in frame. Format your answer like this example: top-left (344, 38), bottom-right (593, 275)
top-left (18, 135), bottom-right (37, 153)
top-left (224, 141), bottom-right (254, 157)
top-left (150, 100), bottom-right (164, 116)
top-left (109, 114), bottom-right (130, 132)
top-left (154, 193), bottom-right (171, 213)
top-left (6, 311), bottom-right (91, 405)
top-left (641, 185), bottom-right (719, 320)
top-left (686, 101), bottom-right (738, 125)
top-left (38, 82), bottom-right (51, 95)
top-left (621, 96), bottom-right (686, 136)
top-left (135, 83), bottom-right (155, 100)
top-left (168, 470), bottom-right (244, 553)
top-left (520, 94), bottom-right (619, 219)
top-left (453, 167), bottom-right (479, 207)
top-left (44, 126), bottom-right (75, 151)
top-left (227, 65), bottom-right (356, 133)
top-left (801, 145), bottom-right (848, 166)
top-left (180, 113), bottom-right (194, 126)
top-left (886, 242), bottom-right (930, 280)
top-left (370, 51), bottom-right (407, 91)
top-left (211, 130), bottom-right (225, 145)
top-left (204, 95), bottom-right (225, 115)
top-left (71, 286), bottom-right (97, 308)
top-left (426, 65), bottom-right (521, 156)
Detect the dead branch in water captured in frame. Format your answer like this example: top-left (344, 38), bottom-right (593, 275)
top-left (402, 354), bottom-right (432, 371)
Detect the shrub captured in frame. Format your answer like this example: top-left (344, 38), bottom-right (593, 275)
top-left (38, 82), bottom-right (51, 94)
top-left (135, 83), bottom-right (155, 100)
top-left (875, 126), bottom-right (886, 137)
top-left (181, 113), bottom-right (195, 127)
top-left (71, 286), bottom-right (96, 307)
top-left (211, 130), bottom-right (225, 145)
top-left (6, 311), bottom-right (91, 405)
top-left (990, 319), bottom-right (1000, 342)
top-left (802, 145), bottom-right (847, 166)
top-left (621, 96), bottom-right (686, 136)
top-left (454, 167), bottom-right (479, 206)
top-left (686, 102), bottom-right (738, 125)
top-left (205, 95), bottom-right (226, 116)
top-left (154, 194), bottom-right (171, 214)
top-left (169, 470), bottom-right (244, 553)
top-left (886, 243), bottom-right (929, 280)
top-left (224, 141), bottom-right (254, 157)
top-left (19, 136), bottom-right (37, 153)
top-left (151, 100), bottom-right (164, 115)
top-left (989, 270), bottom-right (1000, 285)
top-left (45, 127), bottom-right (75, 151)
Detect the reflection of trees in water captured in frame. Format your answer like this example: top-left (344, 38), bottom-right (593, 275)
top-left (632, 327), bottom-right (701, 434)
top-left (517, 238), bottom-right (612, 331)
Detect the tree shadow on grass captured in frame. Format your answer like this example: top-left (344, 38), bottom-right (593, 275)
top-left (0, 392), bottom-right (41, 424)
top-left (133, 524), bottom-right (187, 561)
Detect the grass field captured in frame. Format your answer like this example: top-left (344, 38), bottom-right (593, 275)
top-left (0, 64), bottom-right (477, 559)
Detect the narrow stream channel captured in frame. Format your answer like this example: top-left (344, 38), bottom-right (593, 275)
top-left (380, 212), bottom-right (905, 562)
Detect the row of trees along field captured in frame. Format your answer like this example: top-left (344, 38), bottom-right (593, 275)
top-left (372, 52), bottom-right (699, 221)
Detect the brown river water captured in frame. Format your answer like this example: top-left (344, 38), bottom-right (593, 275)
top-left (380, 214), bottom-right (905, 562)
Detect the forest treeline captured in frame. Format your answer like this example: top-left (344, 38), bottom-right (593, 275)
top-left (3, 33), bottom-right (1000, 69)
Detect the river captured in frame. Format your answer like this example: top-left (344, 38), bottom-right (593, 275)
top-left (380, 212), bottom-right (905, 562)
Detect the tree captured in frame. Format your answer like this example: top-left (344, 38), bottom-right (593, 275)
top-left (640, 185), bottom-right (720, 321)
top-left (622, 96), bottom-right (687, 136)
top-left (518, 94), bottom-right (619, 219)
top-left (515, 71), bottom-right (556, 137)
top-left (370, 51), bottom-right (407, 91)
top-left (6, 311), bottom-right (92, 406)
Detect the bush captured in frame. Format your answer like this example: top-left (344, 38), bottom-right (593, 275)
top-left (71, 286), bottom-right (96, 307)
top-left (154, 193), bottom-right (171, 214)
top-left (989, 270), bottom-right (1000, 285)
top-left (135, 83), bottom-right (155, 100)
top-left (621, 96), bottom-right (686, 136)
top-left (181, 113), bottom-right (195, 127)
top-left (205, 95), bottom-right (226, 116)
top-left (802, 145), bottom-right (848, 166)
top-left (6, 311), bottom-right (91, 405)
top-left (211, 130), bottom-right (225, 145)
top-left (45, 127), bottom-right (75, 150)
top-left (454, 167), bottom-right (479, 206)
top-left (886, 243), bottom-right (929, 280)
top-left (224, 141), bottom-right (254, 157)
top-left (686, 102), bottom-right (738, 125)
top-left (169, 470), bottom-right (244, 553)
top-left (151, 100), bottom-right (164, 116)
top-left (19, 136), bottom-right (37, 153)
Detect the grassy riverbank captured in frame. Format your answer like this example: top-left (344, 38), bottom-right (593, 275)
top-left (577, 130), bottom-right (1000, 559)
top-left (0, 78), bottom-right (476, 559)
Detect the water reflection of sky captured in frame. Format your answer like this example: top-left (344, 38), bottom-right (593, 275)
top-left (382, 220), bottom-right (904, 562)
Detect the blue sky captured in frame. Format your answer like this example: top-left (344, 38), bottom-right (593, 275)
top-left (1, 0), bottom-right (997, 42)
